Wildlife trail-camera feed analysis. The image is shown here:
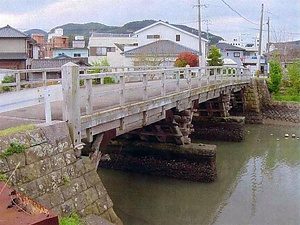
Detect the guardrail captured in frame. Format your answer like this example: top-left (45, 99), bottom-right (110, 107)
top-left (0, 64), bottom-right (251, 146)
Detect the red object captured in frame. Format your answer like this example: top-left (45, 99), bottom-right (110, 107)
top-left (175, 52), bottom-right (199, 67)
top-left (0, 182), bottom-right (59, 225)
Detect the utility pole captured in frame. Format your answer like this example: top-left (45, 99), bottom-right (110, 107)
top-left (257, 3), bottom-right (264, 74)
top-left (267, 17), bottom-right (270, 53)
top-left (203, 20), bottom-right (211, 42)
top-left (198, 0), bottom-right (202, 67)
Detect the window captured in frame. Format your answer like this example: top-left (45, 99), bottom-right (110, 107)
top-left (147, 34), bottom-right (160, 39)
top-left (176, 35), bottom-right (181, 42)
top-left (234, 52), bottom-right (240, 57)
top-left (96, 47), bottom-right (107, 56)
top-left (107, 47), bottom-right (116, 52)
top-left (74, 53), bottom-right (81, 57)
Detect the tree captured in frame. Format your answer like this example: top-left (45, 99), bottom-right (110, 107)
top-left (207, 45), bottom-right (223, 66)
top-left (174, 52), bottom-right (198, 67)
top-left (89, 58), bottom-right (115, 84)
top-left (268, 59), bottom-right (283, 94)
top-left (286, 60), bottom-right (300, 95)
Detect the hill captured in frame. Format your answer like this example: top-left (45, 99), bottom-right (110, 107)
top-left (26, 20), bottom-right (223, 45)
top-left (24, 29), bottom-right (48, 37)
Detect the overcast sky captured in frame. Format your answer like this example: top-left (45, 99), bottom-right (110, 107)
top-left (0, 0), bottom-right (299, 43)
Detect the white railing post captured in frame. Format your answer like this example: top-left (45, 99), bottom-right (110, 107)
top-left (85, 78), bottom-right (93, 114)
top-left (120, 74), bottom-right (125, 105)
top-left (161, 72), bottom-right (166, 96)
top-left (143, 73), bottom-right (148, 100)
top-left (176, 70), bottom-right (180, 92)
top-left (61, 62), bottom-right (82, 148)
top-left (198, 67), bottom-right (202, 87)
top-left (186, 65), bottom-right (191, 90)
top-left (42, 71), bottom-right (47, 87)
top-left (15, 72), bottom-right (21, 91)
top-left (214, 68), bottom-right (217, 84)
top-left (44, 87), bottom-right (52, 123)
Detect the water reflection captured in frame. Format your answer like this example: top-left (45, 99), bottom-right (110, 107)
top-left (98, 124), bottom-right (300, 225)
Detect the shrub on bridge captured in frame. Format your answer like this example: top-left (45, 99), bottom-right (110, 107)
top-left (1, 75), bottom-right (15, 92)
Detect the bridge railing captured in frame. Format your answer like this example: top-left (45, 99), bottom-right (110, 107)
top-left (60, 63), bottom-right (251, 146)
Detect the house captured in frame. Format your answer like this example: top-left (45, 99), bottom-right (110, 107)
top-left (123, 39), bottom-right (198, 66)
top-left (0, 25), bottom-right (37, 69)
top-left (130, 21), bottom-right (208, 66)
top-left (268, 40), bottom-right (300, 69)
top-left (215, 42), bottom-right (245, 67)
top-left (32, 28), bottom-right (69, 59)
top-left (242, 46), bottom-right (267, 74)
top-left (88, 33), bottom-right (138, 66)
top-left (53, 48), bottom-right (89, 59)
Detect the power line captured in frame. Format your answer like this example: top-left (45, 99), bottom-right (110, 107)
top-left (220, 0), bottom-right (259, 25)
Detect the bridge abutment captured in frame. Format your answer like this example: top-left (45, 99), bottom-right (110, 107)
top-left (0, 122), bottom-right (122, 225)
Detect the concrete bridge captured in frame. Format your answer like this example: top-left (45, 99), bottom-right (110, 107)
top-left (0, 64), bottom-right (252, 162)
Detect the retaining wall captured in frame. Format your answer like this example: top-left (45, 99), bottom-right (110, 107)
top-left (0, 121), bottom-right (122, 225)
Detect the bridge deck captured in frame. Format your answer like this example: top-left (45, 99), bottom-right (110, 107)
top-left (0, 66), bottom-right (251, 142)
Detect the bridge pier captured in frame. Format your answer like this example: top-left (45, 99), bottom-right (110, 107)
top-left (192, 92), bottom-right (246, 142)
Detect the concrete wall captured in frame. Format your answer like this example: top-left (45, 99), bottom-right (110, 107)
top-left (0, 121), bottom-right (122, 225)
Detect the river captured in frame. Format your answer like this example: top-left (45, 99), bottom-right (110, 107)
top-left (98, 124), bottom-right (300, 225)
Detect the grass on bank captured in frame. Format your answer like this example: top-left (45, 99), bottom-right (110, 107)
top-left (272, 94), bottom-right (300, 102)
top-left (0, 124), bottom-right (36, 137)
top-left (59, 213), bottom-right (83, 225)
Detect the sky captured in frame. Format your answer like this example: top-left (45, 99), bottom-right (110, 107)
top-left (0, 0), bottom-right (299, 44)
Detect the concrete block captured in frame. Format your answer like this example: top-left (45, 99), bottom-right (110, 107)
top-left (63, 150), bottom-right (77, 165)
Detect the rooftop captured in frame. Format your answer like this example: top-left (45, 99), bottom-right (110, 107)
top-left (124, 40), bottom-right (198, 56)
top-left (0, 25), bottom-right (29, 38)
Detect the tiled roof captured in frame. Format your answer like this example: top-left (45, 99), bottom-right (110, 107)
top-left (0, 53), bottom-right (27, 60)
top-left (31, 58), bottom-right (90, 69)
top-left (216, 42), bottom-right (245, 51)
top-left (124, 40), bottom-right (198, 56)
top-left (0, 25), bottom-right (29, 38)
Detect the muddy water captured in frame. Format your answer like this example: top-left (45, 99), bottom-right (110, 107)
top-left (98, 124), bottom-right (300, 225)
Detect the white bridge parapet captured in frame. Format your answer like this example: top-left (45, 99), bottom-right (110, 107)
top-left (0, 64), bottom-right (251, 147)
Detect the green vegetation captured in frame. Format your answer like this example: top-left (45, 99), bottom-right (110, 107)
top-left (286, 60), bottom-right (300, 95)
top-left (89, 58), bottom-right (115, 84)
top-left (59, 213), bottom-right (83, 225)
top-left (268, 60), bottom-right (300, 102)
top-left (268, 60), bottom-right (283, 94)
top-left (0, 142), bottom-right (28, 158)
top-left (0, 124), bottom-right (36, 137)
top-left (1, 75), bottom-right (15, 92)
top-left (0, 174), bottom-right (8, 183)
top-left (207, 45), bottom-right (223, 66)
top-left (62, 175), bottom-right (71, 185)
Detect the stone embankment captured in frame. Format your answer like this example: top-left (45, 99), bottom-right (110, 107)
top-left (262, 101), bottom-right (300, 125)
top-left (243, 78), bottom-right (300, 125)
top-left (0, 122), bottom-right (122, 225)
top-left (101, 139), bottom-right (217, 182)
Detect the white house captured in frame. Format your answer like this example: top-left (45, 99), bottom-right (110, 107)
top-left (130, 21), bottom-right (208, 66)
top-left (123, 39), bottom-right (199, 67)
top-left (215, 42), bottom-right (245, 67)
top-left (88, 33), bottom-right (138, 67)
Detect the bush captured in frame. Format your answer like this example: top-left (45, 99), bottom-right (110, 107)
top-left (0, 142), bottom-right (28, 158)
top-left (287, 60), bottom-right (300, 95)
top-left (174, 52), bottom-right (198, 67)
top-left (59, 213), bottom-right (83, 225)
top-left (268, 60), bottom-right (283, 93)
top-left (1, 75), bottom-right (15, 92)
